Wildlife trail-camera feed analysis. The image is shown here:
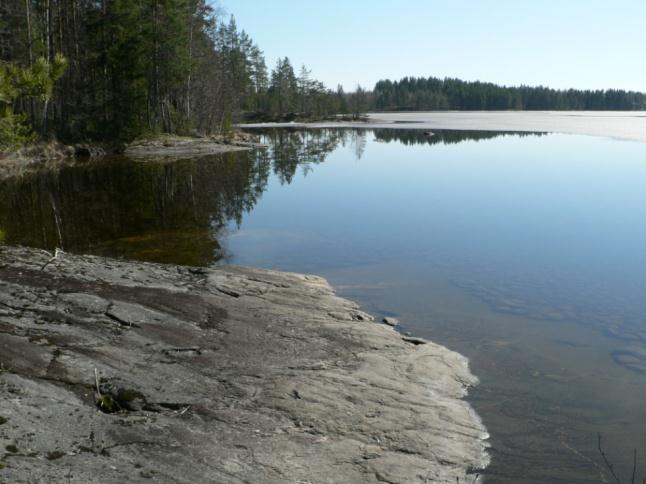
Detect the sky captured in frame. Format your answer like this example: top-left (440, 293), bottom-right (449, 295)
top-left (220, 0), bottom-right (646, 92)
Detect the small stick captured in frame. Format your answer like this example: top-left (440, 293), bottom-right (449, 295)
top-left (40, 248), bottom-right (62, 271)
top-left (40, 256), bottom-right (57, 271)
top-left (171, 406), bottom-right (191, 418)
top-left (598, 433), bottom-right (623, 484)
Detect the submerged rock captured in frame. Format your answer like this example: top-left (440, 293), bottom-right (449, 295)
top-left (0, 246), bottom-right (488, 483)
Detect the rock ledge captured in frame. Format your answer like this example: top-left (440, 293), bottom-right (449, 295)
top-left (0, 246), bottom-right (488, 483)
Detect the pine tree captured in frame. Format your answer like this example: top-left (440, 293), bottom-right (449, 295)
top-left (269, 57), bottom-right (297, 116)
top-left (0, 55), bottom-right (68, 150)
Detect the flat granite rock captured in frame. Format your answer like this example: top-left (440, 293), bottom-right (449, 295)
top-left (0, 246), bottom-right (489, 483)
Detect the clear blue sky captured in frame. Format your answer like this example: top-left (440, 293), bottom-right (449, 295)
top-left (220, 0), bottom-right (645, 92)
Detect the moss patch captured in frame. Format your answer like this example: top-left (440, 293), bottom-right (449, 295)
top-left (46, 450), bottom-right (66, 460)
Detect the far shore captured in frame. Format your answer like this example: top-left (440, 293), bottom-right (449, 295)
top-left (240, 110), bottom-right (646, 142)
top-left (3, 110), bottom-right (643, 180)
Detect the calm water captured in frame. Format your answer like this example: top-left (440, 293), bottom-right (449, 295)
top-left (2, 129), bottom-right (646, 482)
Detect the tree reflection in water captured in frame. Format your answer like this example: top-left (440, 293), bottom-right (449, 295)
top-left (0, 129), bottom-right (541, 265)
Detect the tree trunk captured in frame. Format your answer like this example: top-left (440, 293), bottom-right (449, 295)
top-left (186, 3), bottom-right (195, 119)
top-left (24, 0), bottom-right (33, 66)
top-left (46, 0), bottom-right (52, 62)
top-left (152, 0), bottom-right (160, 130)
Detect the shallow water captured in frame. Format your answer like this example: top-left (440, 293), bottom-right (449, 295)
top-left (2, 128), bottom-right (646, 482)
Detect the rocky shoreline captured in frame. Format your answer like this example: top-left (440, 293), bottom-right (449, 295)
top-left (0, 133), bottom-right (260, 182)
top-left (123, 133), bottom-right (262, 160)
top-left (0, 246), bottom-right (488, 483)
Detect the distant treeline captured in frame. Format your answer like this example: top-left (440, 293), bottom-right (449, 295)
top-left (2, 1), bottom-right (644, 150)
top-left (373, 77), bottom-right (646, 111)
top-left (0, 1), bottom-right (368, 147)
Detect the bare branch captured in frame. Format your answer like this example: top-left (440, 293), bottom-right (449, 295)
top-left (598, 433), bottom-right (623, 484)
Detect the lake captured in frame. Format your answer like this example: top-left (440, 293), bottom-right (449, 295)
top-left (2, 128), bottom-right (645, 482)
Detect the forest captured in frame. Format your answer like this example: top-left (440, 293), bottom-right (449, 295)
top-left (373, 76), bottom-right (646, 111)
top-left (0, 0), bottom-right (366, 149)
top-left (1, 1), bottom-right (645, 151)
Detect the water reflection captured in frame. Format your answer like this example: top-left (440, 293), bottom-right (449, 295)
top-left (259, 129), bottom-right (353, 183)
top-left (0, 129), bottom-right (521, 265)
top-left (373, 128), bottom-right (545, 146)
top-left (2, 128), bottom-right (646, 481)
top-left (0, 152), bottom-right (269, 265)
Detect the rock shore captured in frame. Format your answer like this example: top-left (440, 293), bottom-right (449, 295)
top-left (124, 134), bottom-right (262, 160)
top-left (0, 246), bottom-right (488, 483)
top-left (0, 133), bottom-right (260, 182)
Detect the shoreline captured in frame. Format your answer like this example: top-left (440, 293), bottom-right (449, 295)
top-left (123, 133), bottom-right (263, 160)
top-left (240, 110), bottom-right (646, 142)
top-left (0, 134), bottom-right (261, 181)
top-left (0, 245), bottom-right (489, 483)
top-left (5, 109), bottom-right (642, 180)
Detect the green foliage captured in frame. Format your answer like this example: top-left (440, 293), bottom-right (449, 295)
top-left (222, 112), bottom-right (234, 139)
top-left (95, 393), bottom-right (118, 413)
top-left (101, 0), bottom-right (152, 139)
top-left (268, 57), bottom-right (297, 114)
top-left (0, 68), bottom-right (18, 103)
top-left (374, 76), bottom-right (646, 111)
top-left (0, 3), bottom-right (344, 143)
top-left (168, 104), bottom-right (193, 135)
top-left (45, 451), bottom-right (66, 461)
top-left (349, 85), bottom-right (369, 118)
top-left (0, 107), bottom-right (35, 151)
top-left (13, 55), bottom-right (68, 101)
top-left (0, 56), bottom-right (67, 151)
top-left (1, 55), bottom-right (68, 103)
